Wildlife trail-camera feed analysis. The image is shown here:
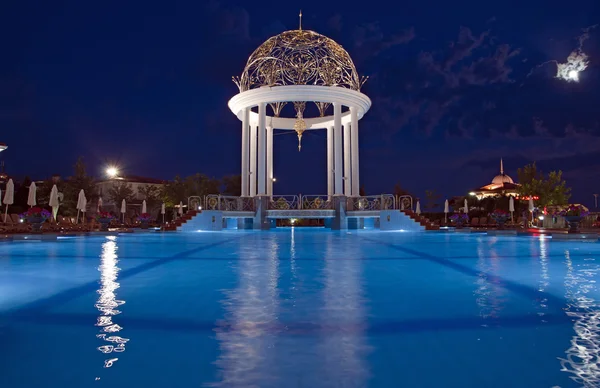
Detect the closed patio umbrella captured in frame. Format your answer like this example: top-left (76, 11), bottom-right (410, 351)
top-left (529, 197), bottom-right (535, 227)
top-left (27, 182), bottom-right (37, 207)
top-left (161, 203), bottom-right (166, 224)
top-left (3, 179), bottom-right (14, 223)
top-left (49, 185), bottom-right (60, 222)
top-left (178, 201), bottom-right (183, 216)
top-left (444, 199), bottom-right (449, 224)
top-left (142, 200), bottom-right (147, 214)
top-left (81, 196), bottom-right (87, 224)
top-left (509, 196), bottom-right (515, 222)
top-left (528, 197), bottom-right (534, 212)
top-left (97, 197), bottom-right (103, 212)
top-left (75, 189), bottom-right (85, 223)
top-left (464, 198), bottom-right (468, 214)
top-left (121, 199), bottom-right (126, 223)
top-left (415, 200), bottom-right (421, 215)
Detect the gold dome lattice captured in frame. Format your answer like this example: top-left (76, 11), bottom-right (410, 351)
top-left (234, 29), bottom-right (366, 92)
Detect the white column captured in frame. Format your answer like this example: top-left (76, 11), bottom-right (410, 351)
top-left (257, 102), bottom-right (267, 196)
top-left (241, 108), bottom-right (250, 197)
top-left (250, 120), bottom-right (257, 197)
top-left (343, 122), bottom-right (352, 196)
top-left (351, 107), bottom-right (359, 196)
top-left (333, 102), bottom-right (343, 195)
top-left (267, 125), bottom-right (273, 198)
top-left (327, 126), bottom-right (333, 199)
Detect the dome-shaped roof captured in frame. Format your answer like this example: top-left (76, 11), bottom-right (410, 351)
top-left (492, 174), bottom-right (514, 185)
top-left (235, 29), bottom-right (363, 92)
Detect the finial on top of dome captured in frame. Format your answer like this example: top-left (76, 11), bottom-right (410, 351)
top-left (500, 158), bottom-right (504, 175)
top-left (299, 10), bottom-right (302, 30)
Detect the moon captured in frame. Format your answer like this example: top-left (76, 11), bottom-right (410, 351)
top-left (568, 70), bottom-right (579, 81)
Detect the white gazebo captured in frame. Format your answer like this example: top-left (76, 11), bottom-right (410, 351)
top-left (228, 19), bottom-right (371, 199)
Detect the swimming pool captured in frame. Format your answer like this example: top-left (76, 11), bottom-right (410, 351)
top-left (0, 229), bottom-right (598, 387)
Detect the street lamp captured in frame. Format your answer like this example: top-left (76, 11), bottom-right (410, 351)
top-left (106, 166), bottom-right (119, 178)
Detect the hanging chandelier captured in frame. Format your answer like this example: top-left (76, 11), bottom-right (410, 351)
top-left (293, 101), bottom-right (306, 152)
top-left (294, 116), bottom-right (306, 151)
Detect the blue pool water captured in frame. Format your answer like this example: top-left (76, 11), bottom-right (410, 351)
top-left (1, 229), bottom-right (599, 387)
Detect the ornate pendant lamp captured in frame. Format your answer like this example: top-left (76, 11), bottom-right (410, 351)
top-left (293, 101), bottom-right (306, 152)
top-left (294, 115), bottom-right (306, 151)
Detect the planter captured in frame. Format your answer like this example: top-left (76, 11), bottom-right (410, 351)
top-left (98, 218), bottom-right (112, 231)
top-left (494, 218), bottom-right (508, 230)
top-left (140, 221), bottom-right (149, 230)
top-left (26, 216), bottom-right (46, 232)
top-left (564, 216), bottom-right (583, 234)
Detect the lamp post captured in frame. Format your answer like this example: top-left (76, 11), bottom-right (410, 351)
top-left (594, 194), bottom-right (598, 208)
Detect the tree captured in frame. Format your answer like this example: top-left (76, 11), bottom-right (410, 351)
top-left (359, 185), bottom-right (366, 196)
top-left (517, 162), bottom-right (571, 207)
top-left (393, 182), bottom-right (411, 197)
top-left (108, 182), bottom-right (135, 207)
top-left (138, 185), bottom-right (162, 211)
top-left (62, 157), bottom-right (97, 215)
top-left (222, 175), bottom-right (241, 196)
top-left (184, 173), bottom-right (220, 196)
top-left (161, 173), bottom-right (221, 206)
top-left (161, 175), bottom-right (187, 206)
top-left (424, 189), bottom-right (441, 211)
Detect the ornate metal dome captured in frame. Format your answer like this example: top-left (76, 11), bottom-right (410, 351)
top-left (233, 29), bottom-right (366, 92)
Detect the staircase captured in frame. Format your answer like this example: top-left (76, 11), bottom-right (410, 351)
top-left (162, 210), bottom-right (198, 231)
top-left (403, 210), bottom-right (440, 231)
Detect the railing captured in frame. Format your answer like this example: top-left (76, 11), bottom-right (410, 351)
top-left (301, 195), bottom-right (333, 210)
top-left (188, 196), bottom-right (202, 211)
top-left (194, 193), bottom-right (405, 212)
top-left (396, 195), bottom-right (413, 211)
top-left (203, 195), bottom-right (255, 211)
top-left (347, 195), bottom-right (395, 211)
top-left (269, 195), bottom-right (300, 210)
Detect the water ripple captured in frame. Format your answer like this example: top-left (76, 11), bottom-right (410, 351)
top-left (95, 236), bottom-right (129, 370)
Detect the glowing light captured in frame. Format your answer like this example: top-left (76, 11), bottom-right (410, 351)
top-left (106, 166), bottom-right (119, 178)
top-left (469, 192), bottom-right (476, 196)
top-left (556, 51), bottom-right (588, 82)
top-left (568, 70), bottom-right (579, 81)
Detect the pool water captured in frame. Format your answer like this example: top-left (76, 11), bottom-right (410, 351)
top-left (1, 229), bottom-right (599, 387)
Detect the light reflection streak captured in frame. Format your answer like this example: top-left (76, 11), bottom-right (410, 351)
top-left (318, 234), bottom-right (370, 386)
top-left (95, 236), bottom-right (128, 369)
top-left (208, 235), bottom-right (280, 387)
top-left (559, 250), bottom-right (600, 387)
top-left (536, 237), bottom-right (550, 319)
top-left (474, 240), bottom-right (505, 320)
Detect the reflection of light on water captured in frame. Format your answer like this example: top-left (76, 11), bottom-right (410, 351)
top-left (474, 241), bottom-right (505, 320)
top-left (537, 238), bottom-right (550, 318)
top-left (559, 250), bottom-right (600, 387)
top-left (95, 236), bottom-right (128, 369)
top-left (319, 234), bottom-right (370, 386)
top-left (208, 235), bottom-right (280, 387)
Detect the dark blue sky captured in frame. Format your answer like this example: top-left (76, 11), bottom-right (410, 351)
top-left (2, 0), bottom-right (599, 205)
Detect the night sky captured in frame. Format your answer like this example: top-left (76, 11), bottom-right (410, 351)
top-left (2, 1), bottom-right (599, 205)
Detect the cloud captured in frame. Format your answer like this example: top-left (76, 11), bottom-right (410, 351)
top-left (364, 26), bottom-right (522, 139)
top-left (205, 1), bottom-right (250, 41)
top-left (353, 23), bottom-right (415, 60)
